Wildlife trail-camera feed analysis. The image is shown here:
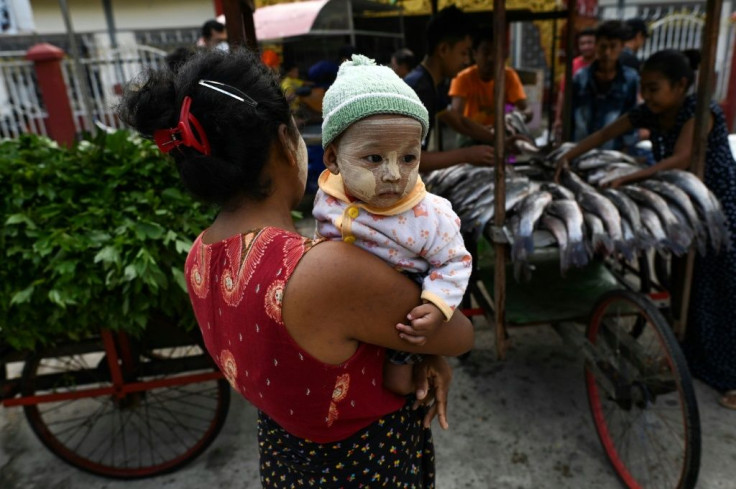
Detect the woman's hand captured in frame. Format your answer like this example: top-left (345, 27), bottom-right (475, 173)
top-left (412, 355), bottom-right (453, 429)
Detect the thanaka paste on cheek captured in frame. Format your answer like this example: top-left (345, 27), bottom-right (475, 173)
top-left (338, 159), bottom-right (377, 201)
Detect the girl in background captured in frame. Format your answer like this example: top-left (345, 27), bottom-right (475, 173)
top-left (555, 49), bottom-right (736, 409)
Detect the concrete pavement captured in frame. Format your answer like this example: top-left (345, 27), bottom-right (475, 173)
top-left (1, 323), bottom-right (735, 489)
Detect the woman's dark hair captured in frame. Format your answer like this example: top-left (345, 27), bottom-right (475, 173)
top-left (641, 49), bottom-right (698, 88)
top-left (119, 47), bottom-right (294, 207)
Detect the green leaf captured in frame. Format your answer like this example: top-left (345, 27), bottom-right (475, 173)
top-left (10, 286), bottom-right (34, 305)
top-left (5, 213), bottom-right (37, 229)
top-left (94, 246), bottom-right (121, 265)
top-left (171, 266), bottom-right (187, 293)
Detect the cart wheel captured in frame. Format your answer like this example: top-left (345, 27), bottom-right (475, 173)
top-left (585, 290), bottom-right (700, 489)
top-left (21, 343), bottom-right (230, 479)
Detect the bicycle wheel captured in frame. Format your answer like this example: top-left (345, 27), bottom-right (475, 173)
top-left (21, 341), bottom-right (230, 479)
top-left (585, 290), bottom-right (700, 489)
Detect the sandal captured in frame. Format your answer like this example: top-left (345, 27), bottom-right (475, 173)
top-left (718, 390), bottom-right (736, 410)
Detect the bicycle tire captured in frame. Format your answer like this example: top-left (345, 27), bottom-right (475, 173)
top-left (21, 342), bottom-right (230, 479)
top-left (585, 289), bottom-right (700, 489)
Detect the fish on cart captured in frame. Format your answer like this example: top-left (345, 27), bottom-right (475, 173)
top-left (656, 170), bottom-right (731, 252)
top-left (544, 200), bottom-right (589, 269)
top-left (621, 185), bottom-right (693, 255)
top-left (510, 191), bottom-right (553, 265)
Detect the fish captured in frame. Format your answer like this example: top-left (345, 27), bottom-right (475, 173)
top-left (639, 207), bottom-right (676, 255)
top-left (545, 200), bottom-right (589, 267)
top-left (600, 188), bottom-right (652, 252)
top-left (656, 170), bottom-right (729, 252)
top-left (576, 149), bottom-right (639, 171)
top-left (621, 185), bottom-right (693, 255)
top-left (583, 212), bottom-right (614, 255)
top-left (505, 110), bottom-right (532, 138)
top-left (510, 191), bottom-right (553, 264)
top-left (639, 179), bottom-right (707, 255)
top-left (544, 142), bottom-right (577, 167)
top-left (540, 215), bottom-right (572, 276)
top-left (595, 166), bottom-right (643, 187)
top-left (587, 163), bottom-right (642, 186)
top-left (560, 168), bottom-right (596, 196)
top-left (514, 139), bottom-right (541, 155)
top-left (540, 182), bottom-right (575, 200)
top-left (577, 190), bottom-right (630, 260)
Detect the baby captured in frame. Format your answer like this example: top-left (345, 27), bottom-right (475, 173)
top-left (313, 54), bottom-right (472, 393)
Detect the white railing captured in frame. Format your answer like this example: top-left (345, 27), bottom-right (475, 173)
top-left (636, 5), bottom-right (734, 102)
top-left (639, 13), bottom-right (705, 61)
top-left (61, 45), bottom-right (167, 133)
top-left (0, 59), bottom-right (47, 140)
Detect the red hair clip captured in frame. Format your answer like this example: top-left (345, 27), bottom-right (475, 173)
top-left (153, 96), bottom-right (211, 155)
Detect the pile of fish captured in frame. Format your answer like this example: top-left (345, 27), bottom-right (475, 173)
top-left (424, 148), bottom-right (730, 281)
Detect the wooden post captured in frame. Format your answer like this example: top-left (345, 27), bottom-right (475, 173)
top-left (221, 0), bottom-right (258, 51)
top-left (673, 0), bottom-right (723, 339)
top-left (25, 43), bottom-right (76, 147)
top-left (492, 0), bottom-right (508, 359)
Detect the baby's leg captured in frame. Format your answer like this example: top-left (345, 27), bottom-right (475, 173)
top-left (383, 350), bottom-right (424, 396)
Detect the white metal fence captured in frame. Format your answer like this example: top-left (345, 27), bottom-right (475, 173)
top-left (0, 45), bottom-right (166, 139)
top-left (636, 5), bottom-right (735, 102)
top-left (0, 56), bottom-right (48, 139)
top-left (62, 45), bottom-right (168, 133)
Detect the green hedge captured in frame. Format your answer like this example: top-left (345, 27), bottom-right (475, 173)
top-left (1, 131), bottom-right (215, 351)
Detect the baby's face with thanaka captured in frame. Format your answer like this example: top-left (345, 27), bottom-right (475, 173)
top-left (326, 115), bottom-right (422, 209)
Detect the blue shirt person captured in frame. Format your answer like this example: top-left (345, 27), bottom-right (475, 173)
top-left (571, 60), bottom-right (639, 150)
top-left (570, 20), bottom-right (640, 152)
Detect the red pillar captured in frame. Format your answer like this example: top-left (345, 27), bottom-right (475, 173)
top-left (25, 43), bottom-right (76, 147)
top-left (213, 0), bottom-right (223, 16)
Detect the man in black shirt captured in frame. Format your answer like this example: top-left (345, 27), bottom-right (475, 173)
top-left (404, 6), bottom-right (495, 171)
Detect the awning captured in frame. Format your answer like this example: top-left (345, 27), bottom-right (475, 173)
top-left (248, 0), bottom-right (402, 42)
top-left (254, 0), bottom-right (329, 41)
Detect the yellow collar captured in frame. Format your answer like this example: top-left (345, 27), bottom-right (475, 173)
top-left (317, 170), bottom-right (427, 216)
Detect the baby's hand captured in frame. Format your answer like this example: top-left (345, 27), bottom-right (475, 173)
top-left (395, 303), bottom-right (444, 346)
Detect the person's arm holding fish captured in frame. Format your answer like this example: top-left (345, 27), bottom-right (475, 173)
top-left (553, 114), bottom-right (633, 182)
top-left (603, 118), bottom-right (700, 188)
top-left (554, 113), bottom-right (702, 188)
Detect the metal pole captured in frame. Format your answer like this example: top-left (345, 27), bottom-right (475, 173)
top-left (58, 0), bottom-right (95, 134)
top-left (347, 0), bottom-right (356, 49)
top-left (492, 0), bottom-right (508, 359)
top-left (101, 0), bottom-right (117, 49)
top-left (674, 0), bottom-right (724, 339)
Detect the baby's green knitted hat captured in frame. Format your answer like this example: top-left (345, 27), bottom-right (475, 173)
top-left (321, 54), bottom-right (429, 148)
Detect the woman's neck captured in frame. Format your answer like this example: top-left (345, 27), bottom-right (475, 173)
top-left (204, 197), bottom-right (298, 244)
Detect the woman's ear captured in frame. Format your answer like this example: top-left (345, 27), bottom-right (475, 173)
top-left (323, 144), bottom-right (340, 174)
top-left (277, 123), bottom-right (296, 165)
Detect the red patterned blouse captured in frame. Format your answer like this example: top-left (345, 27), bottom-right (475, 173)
top-left (185, 227), bottom-right (405, 443)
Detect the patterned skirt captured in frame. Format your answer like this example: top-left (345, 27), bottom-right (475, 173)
top-left (258, 402), bottom-right (435, 488)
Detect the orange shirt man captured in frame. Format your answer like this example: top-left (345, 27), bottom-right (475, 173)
top-left (449, 64), bottom-right (527, 126)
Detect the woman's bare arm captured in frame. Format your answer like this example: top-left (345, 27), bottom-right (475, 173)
top-left (282, 240), bottom-right (474, 365)
top-left (607, 116), bottom-right (705, 187)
